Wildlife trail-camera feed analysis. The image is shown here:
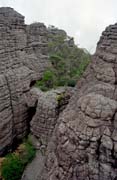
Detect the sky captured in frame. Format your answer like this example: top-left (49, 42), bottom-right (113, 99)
top-left (0, 0), bottom-right (117, 54)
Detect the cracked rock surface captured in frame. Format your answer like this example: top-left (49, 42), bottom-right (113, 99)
top-left (0, 7), bottom-right (50, 155)
top-left (21, 87), bottom-right (73, 180)
top-left (40, 24), bottom-right (117, 180)
top-left (30, 87), bottom-right (73, 146)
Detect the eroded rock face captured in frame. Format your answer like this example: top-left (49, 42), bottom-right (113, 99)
top-left (40, 24), bottom-right (117, 180)
top-left (30, 87), bottom-right (73, 146)
top-left (0, 7), bottom-right (50, 155)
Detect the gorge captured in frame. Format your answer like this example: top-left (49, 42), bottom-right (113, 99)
top-left (0, 7), bottom-right (117, 180)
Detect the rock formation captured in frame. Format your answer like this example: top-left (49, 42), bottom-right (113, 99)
top-left (30, 87), bottom-right (72, 146)
top-left (21, 87), bottom-right (73, 180)
top-left (0, 7), bottom-right (50, 155)
top-left (40, 24), bottom-right (117, 180)
top-left (1, 6), bottom-right (117, 180)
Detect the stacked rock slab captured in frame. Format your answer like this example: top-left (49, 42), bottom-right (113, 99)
top-left (30, 87), bottom-right (72, 146)
top-left (0, 7), bottom-right (49, 155)
top-left (40, 24), bottom-right (117, 180)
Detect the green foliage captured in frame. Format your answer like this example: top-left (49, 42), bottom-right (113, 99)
top-left (1, 154), bottom-right (24, 180)
top-left (56, 77), bottom-right (68, 86)
top-left (20, 137), bottom-right (36, 165)
top-left (36, 70), bottom-right (56, 91)
top-left (1, 136), bottom-right (36, 180)
top-left (56, 93), bottom-right (65, 102)
top-left (67, 79), bottom-right (76, 87)
top-left (36, 26), bottom-right (91, 91)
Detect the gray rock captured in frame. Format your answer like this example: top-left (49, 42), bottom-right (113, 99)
top-left (0, 7), bottom-right (50, 155)
top-left (40, 23), bottom-right (117, 180)
top-left (30, 87), bottom-right (72, 146)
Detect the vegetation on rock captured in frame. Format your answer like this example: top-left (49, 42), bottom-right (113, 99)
top-left (36, 26), bottom-right (91, 91)
top-left (1, 135), bottom-right (36, 180)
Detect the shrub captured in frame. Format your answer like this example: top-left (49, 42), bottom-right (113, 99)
top-left (20, 139), bottom-right (36, 165)
top-left (67, 79), bottom-right (76, 87)
top-left (57, 77), bottom-right (68, 86)
top-left (1, 136), bottom-right (36, 180)
top-left (1, 154), bottom-right (24, 180)
top-left (36, 70), bottom-right (56, 91)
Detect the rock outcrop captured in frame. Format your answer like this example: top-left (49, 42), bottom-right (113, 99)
top-left (1, 6), bottom-right (117, 180)
top-left (0, 7), bottom-right (50, 155)
top-left (30, 87), bottom-right (72, 146)
top-left (40, 24), bottom-right (117, 180)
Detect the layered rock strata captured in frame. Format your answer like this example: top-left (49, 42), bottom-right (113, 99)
top-left (40, 24), bottom-right (117, 180)
top-left (30, 87), bottom-right (72, 146)
top-left (0, 7), bottom-right (49, 155)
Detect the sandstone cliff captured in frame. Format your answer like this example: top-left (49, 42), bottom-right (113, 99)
top-left (0, 7), bottom-right (49, 155)
top-left (40, 24), bottom-right (117, 180)
top-left (1, 6), bottom-right (117, 180)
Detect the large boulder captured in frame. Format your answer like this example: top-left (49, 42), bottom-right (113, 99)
top-left (40, 24), bottom-right (117, 180)
top-left (30, 87), bottom-right (73, 146)
top-left (0, 7), bottom-right (50, 155)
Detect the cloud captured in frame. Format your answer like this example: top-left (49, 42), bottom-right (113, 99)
top-left (0, 0), bottom-right (116, 53)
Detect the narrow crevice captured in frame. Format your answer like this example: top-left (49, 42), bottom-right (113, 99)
top-left (30, 80), bottom-right (36, 88)
top-left (4, 74), bottom-right (16, 154)
top-left (96, 137), bottom-right (102, 160)
top-left (111, 141), bottom-right (117, 169)
top-left (56, 93), bottom-right (71, 115)
top-left (5, 75), bottom-right (15, 131)
top-left (110, 110), bottom-right (117, 134)
top-left (3, 76), bottom-right (38, 155)
top-left (27, 100), bottom-right (38, 133)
